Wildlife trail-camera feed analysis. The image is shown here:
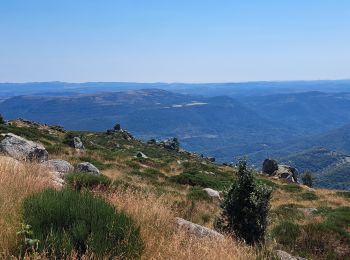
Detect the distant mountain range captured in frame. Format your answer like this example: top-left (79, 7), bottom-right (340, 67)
top-left (1, 80), bottom-right (350, 190)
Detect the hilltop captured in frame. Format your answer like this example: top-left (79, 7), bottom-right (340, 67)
top-left (0, 119), bottom-right (349, 259)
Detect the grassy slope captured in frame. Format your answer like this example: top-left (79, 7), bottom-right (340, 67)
top-left (0, 119), bottom-right (349, 259)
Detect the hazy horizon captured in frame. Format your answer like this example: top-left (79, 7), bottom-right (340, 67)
top-left (1, 1), bottom-right (350, 82)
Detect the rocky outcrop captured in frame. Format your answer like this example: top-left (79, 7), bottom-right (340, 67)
top-left (136, 151), bottom-right (148, 159)
top-left (106, 124), bottom-right (134, 140)
top-left (206, 156), bottom-right (216, 162)
top-left (203, 188), bottom-right (221, 199)
top-left (275, 165), bottom-right (298, 182)
top-left (161, 138), bottom-right (180, 151)
top-left (276, 250), bottom-right (306, 260)
top-left (73, 137), bottom-right (85, 150)
top-left (42, 159), bottom-right (74, 188)
top-left (42, 159), bottom-right (74, 173)
top-left (76, 162), bottom-right (100, 175)
top-left (175, 217), bottom-right (224, 239)
top-left (0, 133), bottom-right (48, 162)
top-left (262, 159), bottom-right (298, 182)
top-left (262, 159), bottom-right (278, 175)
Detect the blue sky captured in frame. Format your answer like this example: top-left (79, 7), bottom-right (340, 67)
top-left (1, 0), bottom-right (349, 82)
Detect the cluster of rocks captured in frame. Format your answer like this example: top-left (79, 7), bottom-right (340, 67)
top-left (106, 123), bottom-right (134, 140)
top-left (160, 137), bottom-right (180, 151)
top-left (262, 159), bottom-right (299, 183)
top-left (0, 133), bottom-right (100, 187)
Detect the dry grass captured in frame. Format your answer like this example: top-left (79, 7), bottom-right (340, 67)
top-left (107, 189), bottom-right (256, 260)
top-left (0, 156), bottom-right (54, 255)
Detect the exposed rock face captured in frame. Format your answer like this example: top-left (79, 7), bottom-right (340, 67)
top-left (136, 151), bottom-right (148, 159)
top-left (175, 217), bottom-right (224, 239)
top-left (262, 159), bottom-right (278, 175)
top-left (76, 162), bottom-right (100, 175)
top-left (207, 156), bottom-right (216, 162)
top-left (0, 133), bottom-right (48, 162)
top-left (42, 159), bottom-right (74, 173)
top-left (161, 138), bottom-right (180, 151)
top-left (203, 188), bottom-right (221, 199)
top-left (275, 165), bottom-right (298, 182)
top-left (73, 137), bottom-right (85, 150)
top-left (262, 159), bottom-right (298, 182)
top-left (276, 250), bottom-right (306, 260)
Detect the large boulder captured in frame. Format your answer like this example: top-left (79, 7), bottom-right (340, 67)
top-left (0, 133), bottom-right (48, 162)
top-left (161, 138), bottom-right (180, 151)
top-left (175, 217), bottom-right (224, 239)
top-left (262, 159), bottom-right (298, 182)
top-left (275, 165), bottom-right (298, 182)
top-left (262, 159), bottom-right (278, 175)
top-left (76, 162), bottom-right (100, 175)
top-left (203, 188), bottom-right (221, 199)
top-left (42, 159), bottom-right (74, 173)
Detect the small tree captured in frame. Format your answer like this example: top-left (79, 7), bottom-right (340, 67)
top-left (302, 171), bottom-right (314, 187)
top-left (216, 160), bottom-right (272, 244)
top-left (0, 114), bottom-right (5, 124)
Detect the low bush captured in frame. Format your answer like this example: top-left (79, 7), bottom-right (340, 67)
top-left (271, 221), bottom-right (301, 246)
top-left (336, 191), bottom-right (350, 198)
top-left (65, 173), bottom-right (111, 191)
top-left (281, 184), bottom-right (303, 193)
top-left (79, 156), bottom-right (111, 170)
top-left (187, 187), bottom-right (211, 201)
top-left (170, 171), bottom-right (231, 189)
top-left (270, 204), bottom-right (304, 222)
top-left (299, 192), bottom-right (318, 201)
top-left (22, 189), bottom-right (143, 258)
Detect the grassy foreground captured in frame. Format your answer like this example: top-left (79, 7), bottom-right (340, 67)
top-left (0, 119), bottom-right (349, 259)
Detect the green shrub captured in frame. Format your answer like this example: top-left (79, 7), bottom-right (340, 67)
top-left (281, 184), bottom-right (303, 193)
top-left (46, 143), bottom-right (64, 155)
top-left (143, 168), bottom-right (165, 179)
top-left (300, 192), bottom-right (318, 201)
top-left (65, 173), bottom-right (111, 191)
top-left (170, 171), bottom-right (231, 189)
top-left (302, 171), bottom-right (315, 187)
top-left (271, 204), bottom-right (304, 222)
top-left (22, 189), bottom-right (143, 258)
top-left (0, 114), bottom-right (5, 124)
top-left (271, 221), bottom-right (301, 246)
top-left (125, 160), bottom-right (141, 170)
top-left (79, 156), bottom-right (110, 170)
top-left (336, 191), bottom-right (350, 198)
top-left (256, 178), bottom-right (279, 190)
top-left (216, 160), bottom-right (272, 244)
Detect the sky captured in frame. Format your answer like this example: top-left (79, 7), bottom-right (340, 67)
top-left (0, 0), bottom-right (350, 83)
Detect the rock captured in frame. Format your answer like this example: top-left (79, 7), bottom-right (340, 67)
top-left (276, 250), bottom-right (306, 260)
top-left (203, 188), bottom-right (221, 199)
top-left (73, 137), bottom-right (85, 150)
top-left (0, 133), bottom-right (48, 162)
top-left (42, 159), bottom-right (74, 173)
top-left (262, 159), bottom-right (298, 182)
top-left (161, 138), bottom-right (180, 151)
top-left (76, 162), bottom-right (100, 175)
top-left (275, 165), bottom-right (298, 182)
top-left (175, 217), bottom-right (224, 239)
top-left (262, 159), bottom-right (278, 175)
top-left (297, 207), bottom-right (318, 214)
top-left (207, 156), bottom-right (216, 162)
top-left (136, 151), bottom-right (148, 159)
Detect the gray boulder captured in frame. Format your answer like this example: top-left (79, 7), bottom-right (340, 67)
top-left (42, 159), bottom-right (74, 173)
top-left (276, 250), bottom-right (306, 260)
top-left (73, 137), bottom-right (85, 150)
top-left (175, 217), bottom-right (224, 239)
top-left (203, 188), bottom-right (221, 199)
top-left (136, 151), bottom-right (148, 159)
top-left (76, 162), bottom-right (100, 175)
top-left (161, 138), bottom-right (180, 151)
top-left (262, 159), bottom-right (278, 175)
top-left (275, 165), bottom-right (298, 182)
top-left (0, 133), bottom-right (48, 162)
